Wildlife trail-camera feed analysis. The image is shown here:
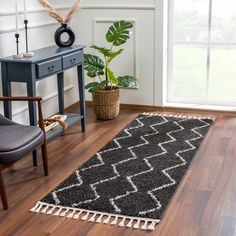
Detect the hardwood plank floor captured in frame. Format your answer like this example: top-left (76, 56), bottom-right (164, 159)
top-left (0, 105), bottom-right (236, 236)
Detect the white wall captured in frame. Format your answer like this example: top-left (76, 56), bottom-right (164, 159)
top-left (0, 0), bottom-right (165, 124)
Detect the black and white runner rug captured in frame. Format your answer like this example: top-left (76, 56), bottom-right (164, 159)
top-left (31, 113), bottom-right (214, 231)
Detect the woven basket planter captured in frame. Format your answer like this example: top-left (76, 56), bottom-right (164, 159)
top-left (92, 87), bottom-right (120, 120)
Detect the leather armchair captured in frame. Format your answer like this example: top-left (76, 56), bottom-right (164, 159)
top-left (0, 96), bottom-right (48, 210)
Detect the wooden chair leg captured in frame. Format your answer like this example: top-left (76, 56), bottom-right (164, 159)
top-left (0, 169), bottom-right (8, 210)
top-left (41, 143), bottom-right (49, 176)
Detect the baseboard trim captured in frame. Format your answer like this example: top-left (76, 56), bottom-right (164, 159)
top-left (83, 101), bottom-right (236, 117)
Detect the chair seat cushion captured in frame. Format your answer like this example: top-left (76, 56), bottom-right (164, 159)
top-left (0, 125), bottom-right (44, 164)
top-left (0, 125), bottom-right (42, 152)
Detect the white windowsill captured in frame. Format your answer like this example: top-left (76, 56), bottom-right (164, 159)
top-left (164, 102), bottom-right (236, 112)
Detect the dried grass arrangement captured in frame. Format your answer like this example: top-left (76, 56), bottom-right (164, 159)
top-left (38, 0), bottom-right (80, 24)
top-left (38, 0), bottom-right (80, 47)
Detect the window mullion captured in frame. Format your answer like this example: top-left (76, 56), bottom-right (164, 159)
top-left (167, 0), bottom-right (174, 102)
top-left (206, 0), bottom-right (213, 101)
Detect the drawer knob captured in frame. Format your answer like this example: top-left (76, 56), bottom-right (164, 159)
top-left (48, 66), bottom-right (54, 71)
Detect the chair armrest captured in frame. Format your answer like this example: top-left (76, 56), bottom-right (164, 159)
top-left (0, 96), bottom-right (46, 134)
top-left (0, 96), bottom-right (42, 102)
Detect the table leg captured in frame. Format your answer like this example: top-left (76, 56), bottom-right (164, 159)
top-left (1, 63), bottom-right (12, 119)
top-left (77, 64), bottom-right (86, 132)
top-left (27, 81), bottom-right (38, 166)
top-left (2, 82), bottom-right (12, 120)
top-left (57, 72), bottom-right (64, 115)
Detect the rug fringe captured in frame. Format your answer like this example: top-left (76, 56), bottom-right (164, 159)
top-left (30, 201), bottom-right (160, 231)
top-left (142, 112), bottom-right (215, 120)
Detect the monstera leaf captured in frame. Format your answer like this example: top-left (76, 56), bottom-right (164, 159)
top-left (107, 49), bottom-right (124, 64)
top-left (106, 20), bottom-right (133, 46)
top-left (84, 54), bottom-right (105, 78)
top-left (91, 45), bottom-right (124, 64)
top-left (90, 45), bottom-right (114, 57)
top-left (117, 76), bottom-right (137, 88)
top-left (85, 82), bottom-right (102, 93)
top-left (107, 68), bottom-right (118, 85)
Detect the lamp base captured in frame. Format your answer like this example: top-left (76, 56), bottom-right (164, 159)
top-left (23, 52), bottom-right (34, 57)
top-left (12, 54), bottom-right (24, 59)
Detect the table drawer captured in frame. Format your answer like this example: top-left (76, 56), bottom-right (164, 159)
top-left (36, 58), bottom-right (62, 78)
top-left (63, 51), bottom-right (82, 69)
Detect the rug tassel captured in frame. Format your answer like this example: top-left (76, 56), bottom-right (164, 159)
top-left (103, 215), bottom-right (111, 224)
top-left (110, 215), bottom-right (118, 225)
top-left (81, 211), bottom-right (90, 221)
top-left (126, 218), bottom-right (133, 228)
top-left (67, 210), bottom-right (76, 218)
top-left (41, 205), bottom-right (50, 214)
top-left (88, 213), bottom-right (97, 222)
top-left (96, 214), bottom-right (104, 223)
top-left (53, 207), bottom-right (63, 216)
top-left (133, 219), bottom-right (141, 229)
top-left (118, 217), bottom-right (126, 227)
top-left (46, 206), bottom-right (55, 215)
top-left (60, 209), bottom-right (69, 217)
top-left (30, 203), bottom-right (161, 231)
top-left (142, 112), bottom-right (215, 120)
top-left (141, 220), bottom-right (148, 230)
top-left (30, 202), bottom-right (39, 212)
top-left (34, 203), bottom-right (43, 213)
top-left (147, 220), bottom-right (159, 231)
top-left (73, 211), bottom-right (82, 219)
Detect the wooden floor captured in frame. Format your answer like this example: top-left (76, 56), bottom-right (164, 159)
top-left (0, 105), bottom-right (236, 236)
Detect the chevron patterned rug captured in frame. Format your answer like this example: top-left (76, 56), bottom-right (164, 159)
top-left (31, 113), bottom-right (214, 231)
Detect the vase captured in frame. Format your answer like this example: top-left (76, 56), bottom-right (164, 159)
top-left (54, 24), bottom-right (75, 47)
top-left (92, 87), bottom-right (120, 120)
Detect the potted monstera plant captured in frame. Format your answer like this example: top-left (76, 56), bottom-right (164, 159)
top-left (84, 20), bottom-right (137, 120)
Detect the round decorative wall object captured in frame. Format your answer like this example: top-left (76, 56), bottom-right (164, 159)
top-left (54, 24), bottom-right (75, 47)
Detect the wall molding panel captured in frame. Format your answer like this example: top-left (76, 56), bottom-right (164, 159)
top-left (0, 4), bottom-right (155, 17)
top-left (0, 21), bottom-right (57, 34)
top-left (82, 4), bottom-right (155, 10)
top-left (0, 6), bottom-right (70, 17)
top-left (77, 4), bottom-right (156, 105)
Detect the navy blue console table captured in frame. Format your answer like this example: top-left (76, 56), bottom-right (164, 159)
top-left (0, 45), bottom-right (86, 166)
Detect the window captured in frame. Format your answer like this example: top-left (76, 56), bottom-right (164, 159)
top-left (167, 0), bottom-right (236, 106)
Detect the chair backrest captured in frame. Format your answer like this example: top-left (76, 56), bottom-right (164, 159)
top-left (0, 114), bottom-right (16, 126)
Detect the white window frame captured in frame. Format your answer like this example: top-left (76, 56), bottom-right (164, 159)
top-left (166, 0), bottom-right (236, 107)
